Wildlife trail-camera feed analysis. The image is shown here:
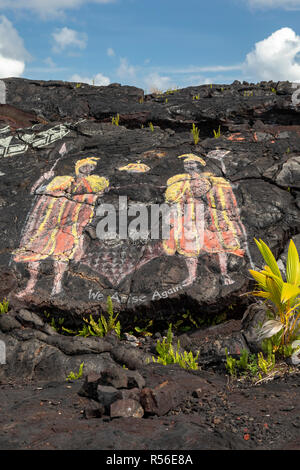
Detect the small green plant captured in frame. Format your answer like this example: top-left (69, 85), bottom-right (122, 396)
top-left (225, 348), bottom-right (238, 376)
top-left (0, 298), bottom-right (9, 314)
top-left (237, 349), bottom-right (249, 371)
top-left (257, 350), bottom-right (275, 378)
top-left (164, 87), bottom-right (179, 95)
top-left (174, 310), bottom-right (201, 332)
top-left (134, 319), bottom-right (153, 337)
top-left (261, 331), bottom-right (295, 359)
top-left (48, 316), bottom-right (64, 332)
top-left (191, 123), bottom-right (200, 145)
top-left (50, 318), bottom-right (58, 331)
top-left (249, 238), bottom-right (300, 359)
top-left (152, 324), bottom-right (199, 370)
top-left (77, 296), bottom-right (121, 339)
top-left (112, 113), bottom-right (120, 126)
top-left (76, 83), bottom-right (81, 88)
top-left (66, 362), bottom-right (84, 381)
top-left (107, 296), bottom-right (121, 338)
top-left (213, 125), bottom-right (221, 139)
top-left (149, 122), bottom-right (154, 132)
top-left (286, 147), bottom-right (291, 154)
top-left (225, 348), bottom-right (260, 378)
top-left (247, 354), bottom-right (259, 376)
top-left (271, 87), bottom-right (277, 94)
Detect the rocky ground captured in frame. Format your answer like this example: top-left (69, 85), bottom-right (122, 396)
top-left (0, 78), bottom-right (300, 451)
top-left (0, 304), bottom-right (300, 451)
top-left (1, 355), bottom-right (300, 451)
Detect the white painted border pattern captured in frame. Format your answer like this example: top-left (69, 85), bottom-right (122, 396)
top-left (0, 80), bottom-right (6, 104)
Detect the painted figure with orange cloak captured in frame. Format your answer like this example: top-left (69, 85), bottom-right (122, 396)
top-left (162, 154), bottom-right (248, 286)
top-left (13, 157), bottom-right (109, 297)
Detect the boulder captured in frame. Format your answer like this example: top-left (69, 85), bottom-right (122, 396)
top-left (110, 398), bottom-right (144, 419)
top-left (0, 78), bottom-right (299, 383)
top-left (0, 78), bottom-right (298, 324)
top-left (96, 385), bottom-right (122, 410)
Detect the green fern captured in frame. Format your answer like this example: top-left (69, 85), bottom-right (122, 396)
top-left (257, 351), bottom-right (275, 377)
top-left (191, 123), bottom-right (200, 145)
top-left (152, 324), bottom-right (199, 370)
top-left (77, 296), bottom-right (121, 339)
top-left (213, 126), bottom-right (221, 139)
top-left (112, 113), bottom-right (120, 126)
top-left (66, 362), bottom-right (84, 381)
top-left (0, 298), bottom-right (9, 314)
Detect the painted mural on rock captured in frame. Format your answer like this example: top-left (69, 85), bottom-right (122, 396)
top-left (13, 154), bottom-right (109, 297)
top-left (162, 153), bottom-right (250, 286)
top-left (12, 148), bottom-right (252, 301)
top-left (0, 120), bottom-right (85, 158)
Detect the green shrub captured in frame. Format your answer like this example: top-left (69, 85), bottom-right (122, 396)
top-left (249, 238), bottom-right (300, 358)
top-left (213, 126), bottom-right (221, 139)
top-left (152, 324), bottom-right (199, 370)
top-left (75, 296), bottom-right (121, 339)
top-left (112, 114), bottom-right (120, 126)
top-left (191, 123), bottom-right (200, 145)
top-left (61, 296), bottom-right (121, 339)
top-left (225, 348), bottom-right (269, 379)
top-left (0, 298), bottom-right (9, 314)
top-left (66, 362), bottom-right (84, 381)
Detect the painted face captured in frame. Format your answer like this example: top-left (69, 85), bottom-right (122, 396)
top-left (79, 164), bottom-right (96, 176)
top-left (184, 160), bottom-right (201, 173)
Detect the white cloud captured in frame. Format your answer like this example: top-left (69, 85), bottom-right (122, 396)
top-left (0, 56), bottom-right (25, 78)
top-left (116, 57), bottom-right (137, 79)
top-left (246, 0), bottom-right (300, 9)
top-left (70, 72), bottom-right (110, 86)
top-left (143, 72), bottom-right (176, 92)
top-left (0, 15), bottom-right (30, 78)
top-left (242, 27), bottom-right (300, 81)
top-left (0, 16), bottom-right (31, 61)
top-left (52, 27), bottom-right (87, 53)
top-left (0, 0), bottom-right (116, 18)
top-left (107, 47), bottom-right (115, 57)
top-left (154, 65), bottom-right (242, 75)
top-left (44, 57), bottom-right (56, 68)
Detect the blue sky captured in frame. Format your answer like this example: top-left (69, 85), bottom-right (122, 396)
top-left (1, 0), bottom-right (300, 92)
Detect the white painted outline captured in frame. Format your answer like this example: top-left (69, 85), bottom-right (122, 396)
top-left (291, 82), bottom-right (300, 107)
top-left (0, 80), bottom-right (6, 105)
top-left (0, 340), bottom-right (6, 364)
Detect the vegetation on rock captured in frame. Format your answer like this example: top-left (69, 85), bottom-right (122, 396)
top-left (66, 362), bottom-right (84, 381)
top-left (151, 323), bottom-right (199, 370)
top-left (0, 298), bottom-right (9, 314)
top-left (249, 238), bottom-right (300, 360)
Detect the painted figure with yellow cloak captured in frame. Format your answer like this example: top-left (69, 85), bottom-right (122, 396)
top-left (13, 157), bottom-right (109, 297)
top-left (162, 154), bottom-right (248, 286)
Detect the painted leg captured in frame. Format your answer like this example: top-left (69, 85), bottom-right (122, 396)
top-left (15, 261), bottom-right (40, 298)
top-left (51, 260), bottom-right (68, 296)
top-left (218, 252), bottom-right (234, 285)
top-left (182, 257), bottom-right (198, 286)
